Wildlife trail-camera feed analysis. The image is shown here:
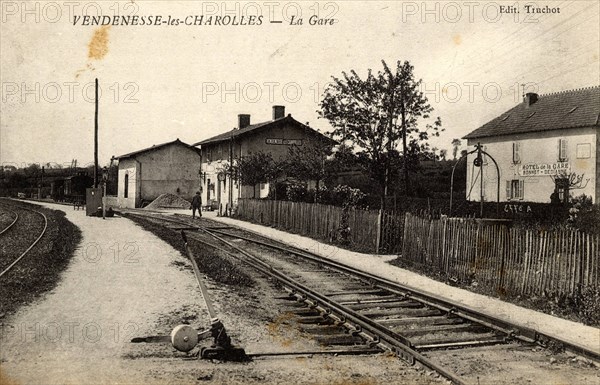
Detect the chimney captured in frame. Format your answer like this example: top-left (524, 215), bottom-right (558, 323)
top-left (238, 114), bottom-right (251, 129)
top-left (272, 105), bottom-right (285, 120)
top-left (524, 92), bottom-right (538, 107)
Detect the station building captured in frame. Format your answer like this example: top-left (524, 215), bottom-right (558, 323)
top-left (463, 86), bottom-right (600, 204)
top-left (193, 105), bottom-right (334, 213)
top-left (113, 139), bottom-right (201, 208)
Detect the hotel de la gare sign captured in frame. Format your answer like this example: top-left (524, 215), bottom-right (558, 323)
top-left (518, 162), bottom-right (570, 177)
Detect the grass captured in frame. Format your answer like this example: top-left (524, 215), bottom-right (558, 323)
top-left (389, 256), bottom-right (600, 327)
top-left (0, 200), bottom-right (81, 317)
top-left (123, 214), bottom-right (254, 287)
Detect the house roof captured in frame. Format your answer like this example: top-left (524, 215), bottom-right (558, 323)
top-left (193, 114), bottom-right (336, 146)
top-left (115, 139), bottom-right (201, 160)
top-left (464, 86), bottom-right (600, 140)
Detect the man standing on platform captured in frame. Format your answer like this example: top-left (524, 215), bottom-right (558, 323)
top-left (191, 191), bottom-right (202, 219)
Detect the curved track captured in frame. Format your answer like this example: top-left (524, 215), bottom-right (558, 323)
top-left (0, 207), bottom-right (19, 235)
top-left (124, 211), bottom-right (599, 384)
top-left (0, 199), bottom-right (48, 279)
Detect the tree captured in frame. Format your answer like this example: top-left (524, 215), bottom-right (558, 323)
top-left (319, 60), bottom-right (443, 207)
top-left (451, 138), bottom-right (462, 160)
top-left (283, 141), bottom-right (333, 202)
top-left (550, 171), bottom-right (591, 203)
top-left (23, 163), bottom-right (41, 178)
top-left (439, 149), bottom-right (448, 161)
top-left (230, 151), bottom-right (281, 198)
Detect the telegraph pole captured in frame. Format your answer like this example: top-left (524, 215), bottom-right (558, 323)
top-left (474, 142), bottom-right (484, 218)
top-left (94, 78), bottom-right (99, 188)
top-left (228, 131), bottom-right (233, 216)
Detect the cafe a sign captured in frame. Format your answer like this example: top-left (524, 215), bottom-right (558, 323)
top-left (519, 162), bottom-right (570, 177)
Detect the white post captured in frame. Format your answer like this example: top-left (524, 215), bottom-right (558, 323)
top-left (102, 181), bottom-right (106, 220)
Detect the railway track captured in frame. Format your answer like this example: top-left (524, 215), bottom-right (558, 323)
top-left (124, 211), bottom-right (599, 385)
top-left (0, 199), bottom-right (49, 278)
top-left (0, 206), bottom-right (18, 235)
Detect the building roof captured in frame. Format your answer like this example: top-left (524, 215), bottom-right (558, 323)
top-left (464, 86), bottom-right (600, 140)
top-left (115, 139), bottom-right (201, 160)
top-left (193, 114), bottom-right (335, 146)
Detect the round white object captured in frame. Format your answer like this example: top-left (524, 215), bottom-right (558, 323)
top-left (170, 325), bottom-right (198, 352)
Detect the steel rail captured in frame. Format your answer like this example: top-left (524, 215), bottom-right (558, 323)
top-left (124, 212), bottom-right (599, 372)
top-left (125, 212), bottom-right (599, 362)
top-left (199, 227), bottom-right (467, 385)
top-left (121, 213), bottom-right (467, 384)
top-left (210, 227), bottom-right (600, 362)
top-left (0, 206), bottom-right (19, 236)
top-left (0, 202), bottom-right (49, 279)
top-left (210, 228), bottom-right (535, 339)
top-left (175, 233), bottom-right (386, 357)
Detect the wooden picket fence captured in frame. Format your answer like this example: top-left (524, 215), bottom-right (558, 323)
top-left (402, 213), bottom-right (599, 296)
top-left (236, 199), bottom-right (380, 252)
top-left (378, 210), bottom-right (405, 254)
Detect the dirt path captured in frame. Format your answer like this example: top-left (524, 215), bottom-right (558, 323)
top-left (0, 203), bottom-right (203, 384)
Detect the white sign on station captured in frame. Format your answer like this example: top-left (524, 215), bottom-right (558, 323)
top-left (265, 138), bottom-right (303, 146)
top-left (518, 162), bottom-right (570, 177)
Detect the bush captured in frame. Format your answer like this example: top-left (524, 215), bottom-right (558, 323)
top-left (285, 181), bottom-right (308, 202)
top-left (330, 185), bottom-right (367, 208)
top-left (568, 195), bottom-right (600, 235)
top-left (576, 286), bottom-right (600, 326)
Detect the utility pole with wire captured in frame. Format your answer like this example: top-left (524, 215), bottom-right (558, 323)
top-left (94, 78), bottom-right (99, 188)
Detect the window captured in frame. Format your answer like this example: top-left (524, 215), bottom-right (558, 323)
top-left (506, 180), bottom-right (524, 200)
top-left (558, 138), bottom-right (568, 161)
top-left (577, 143), bottom-right (591, 159)
top-left (555, 178), bottom-right (569, 203)
top-left (512, 142), bottom-right (521, 164)
top-left (124, 174), bottom-right (129, 198)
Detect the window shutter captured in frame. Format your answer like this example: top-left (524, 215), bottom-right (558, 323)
top-left (519, 180), bottom-right (525, 200)
top-left (560, 139), bottom-right (568, 161)
top-left (512, 143), bottom-right (516, 163)
top-left (513, 142), bottom-right (520, 163)
top-left (558, 139), bottom-right (564, 161)
top-left (506, 180), bottom-right (511, 200)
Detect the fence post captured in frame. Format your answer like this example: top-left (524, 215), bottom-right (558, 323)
top-left (375, 209), bottom-right (382, 254)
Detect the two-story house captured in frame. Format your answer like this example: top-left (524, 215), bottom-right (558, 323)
top-left (194, 105), bottom-right (334, 213)
top-left (463, 86), bottom-right (599, 203)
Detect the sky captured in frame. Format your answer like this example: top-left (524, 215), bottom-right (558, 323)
top-left (1, 0), bottom-right (599, 167)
